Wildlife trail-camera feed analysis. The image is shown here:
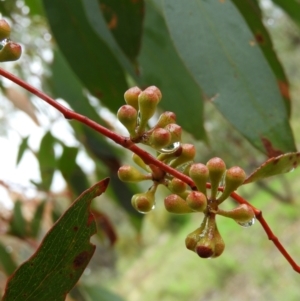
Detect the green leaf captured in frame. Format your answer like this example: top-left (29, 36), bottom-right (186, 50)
top-left (37, 131), bottom-right (56, 190)
top-left (138, 1), bottom-right (206, 140)
top-left (90, 0), bottom-right (144, 62)
top-left (9, 201), bottom-right (27, 238)
top-left (50, 49), bottom-right (105, 125)
top-left (24, 0), bottom-right (44, 16)
top-left (43, 0), bottom-right (128, 112)
top-left (163, 0), bottom-right (295, 153)
top-left (244, 152), bottom-right (300, 184)
top-left (16, 136), bottom-right (29, 166)
top-left (272, 0), bottom-right (300, 29)
top-left (232, 0), bottom-right (291, 115)
top-left (29, 201), bottom-right (46, 238)
top-left (2, 179), bottom-right (110, 301)
top-left (58, 145), bottom-right (90, 196)
top-left (0, 241), bottom-right (17, 276)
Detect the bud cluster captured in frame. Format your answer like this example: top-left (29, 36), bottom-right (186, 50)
top-left (0, 20), bottom-right (22, 62)
top-left (117, 86), bottom-right (256, 259)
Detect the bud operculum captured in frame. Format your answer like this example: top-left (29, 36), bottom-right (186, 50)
top-left (124, 86), bottom-right (142, 110)
top-left (118, 165), bottom-right (151, 183)
top-left (164, 194), bottom-right (193, 214)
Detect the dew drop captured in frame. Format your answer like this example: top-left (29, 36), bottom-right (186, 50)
top-left (237, 217), bottom-right (255, 228)
top-left (137, 203), bottom-right (155, 214)
top-left (289, 168), bottom-right (295, 173)
top-left (159, 141), bottom-right (181, 154)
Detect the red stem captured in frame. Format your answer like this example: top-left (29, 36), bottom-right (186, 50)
top-left (1, 67), bottom-right (299, 273)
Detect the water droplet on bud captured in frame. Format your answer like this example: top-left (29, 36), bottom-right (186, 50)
top-left (289, 168), bottom-right (295, 173)
top-left (159, 141), bottom-right (181, 154)
top-left (137, 203), bottom-right (155, 214)
top-left (237, 217), bottom-right (255, 228)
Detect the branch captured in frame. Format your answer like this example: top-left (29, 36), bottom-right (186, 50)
top-left (1, 66), bottom-right (299, 273)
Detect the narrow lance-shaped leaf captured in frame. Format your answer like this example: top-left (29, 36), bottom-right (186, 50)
top-left (9, 200), bottom-right (27, 238)
top-left (2, 178), bottom-right (110, 301)
top-left (244, 152), bottom-right (300, 184)
top-left (138, 0), bottom-right (206, 140)
top-left (232, 0), bottom-right (291, 115)
top-left (29, 201), bottom-right (46, 238)
top-left (43, 0), bottom-right (128, 112)
top-left (163, 0), bottom-right (296, 154)
top-left (16, 136), bottom-right (29, 166)
top-left (0, 241), bottom-right (18, 276)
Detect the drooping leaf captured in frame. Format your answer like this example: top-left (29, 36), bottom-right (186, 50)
top-left (163, 0), bottom-right (295, 154)
top-left (9, 200), bottom-right (27, 238)
top-left (244, 152), bottom-right (300, 184)
top-left (37, 131), bottom-right (56, 190)
top-left (16, 136), bottom-right (29, 166)
top-left (95, 0), bottom-right (144, 62)
top-left (272, 0), bottom-right (300, 29)
top-left (232, 0), bottom-right (291, 114)
top-left (29, 201), bottom-right (46, 238)
top-left (0, 241), bottom-right (17, 276)
top-left (43, 0), bottom-right (128, 112)
top-left (58, 145), bottom-right (90, 196)
top-left (138, 0), bottom-right (206, 140)
top-left (50, 49), bottom-right (105, 125)
top-left (2, 179), bottom-right (110, 301)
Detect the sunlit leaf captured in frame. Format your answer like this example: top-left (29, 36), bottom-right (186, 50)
top-left (2, 179), bottom-right (110, 301)
top-left (163, 0), bottom-right (295, 154)
top-left (244, 152), bottom-right (300, 184)
top-left (16, 136), bottom-right (29, 166)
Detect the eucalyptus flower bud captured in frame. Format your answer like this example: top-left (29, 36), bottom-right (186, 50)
top-left (118, 165), bottom-right (151, 183)
top-left (189, 163), bottom-right (209, 195)
top-left (215, 204), bottom-right (255, 226)
top-left (117, 105), bottom-right (138, 137)
top-left (0, 42), bottom-right (21, 62)
top-left (168, 178), bottom-right (188, 196)
top-left (164, 194), bottom-right (193, 214)
top-left (206, 157), bottom-right (226, 200)
top-left (132, 185), bottom-right (157, 213)
top-left (149, 128), bottom-right (172, 150)
top-left (186, 191), bottom-right (207, 212)
top-left (137, 86), bottom-right (161, 132)
top-left (124, 86), bottom-right (142, 110)
top-left (153, 111), bottom-right (176, 129)
top-left (0, 20), bottom-right (11, 41)
top-left (212, 224), bottom-right (225, 258)
top-left (132, 153), bottom-right (150, 172)
top-left (217, 166), bottom-right (246, 204)
top-left (170, 144), bottom-right (196, 168)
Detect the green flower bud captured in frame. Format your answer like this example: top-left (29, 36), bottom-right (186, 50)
top-left (185, 219), bottom-right (207, 251)
top-left (132, 185), bottom-right (157, 213)
top-left (118, 165), bottom-right (151, 183)
top-left (0, 20), bottom-right (11, 41)
top-left (189, 163), bottom-right (209, 195)
top-left (206, 157), bottom-right (226, 200)
top-left (217, 166), bottom-right (246, 204)
top-left (164, 194), bottom-right (193, 214)
top-left (0, 42), bottom-right (22, 62)
top-left (215, 204), bottom-right (255, 225)
top-left (153, 111), bottom-right (176, 129)
top-left (195, 215), bottom-right (216, 258)
top-left (132, 153), bottom-right (150, 172)
top-left (117, 105), bottom-right (138, 137)
top-left (137, 86), bottom-right (161, 132)
top-left (186, 191), bottom-right (207, 212)
top-left (124, 86), bottom-right (142, 110)
top-left (170, 144), bottom-right (196, 168)
top-left (212, 224), bottom-right (225, 258)
top-left (168, 178), bottom-right (188, 196)
top-left (149, 128), bottom-right (172, 150)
